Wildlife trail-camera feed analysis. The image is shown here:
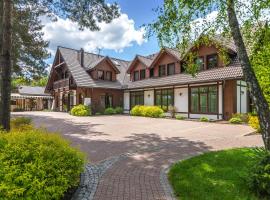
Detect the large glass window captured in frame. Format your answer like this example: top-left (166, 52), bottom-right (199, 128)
top-left (167, 63), bottom-right (175, 75)
top-left (130, 91), bottom-right (144, 108)
top-left (207, 54), bottom-right (218, 69)
top-left (155, 89), bottom-right (174, 111)
top-left (159, 65), bottom-right (166, 77)
top-left (134, 71), bottom-right (139, 81)
top-left (190, 86), bottom-right (218, 113)
top-left (140, 69), bottom-right (146, 79)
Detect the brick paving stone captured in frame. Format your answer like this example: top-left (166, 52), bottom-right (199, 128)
top-left (13, 112), bottom-right (263, 200)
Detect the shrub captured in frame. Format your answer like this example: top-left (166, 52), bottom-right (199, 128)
top-left (70, 104), bottom-right (91, 116)
top-left (114, 107), bottom-right (123, 114)
top-left (248, 116), bottom-right (261, 132)
top-left (229, 117), bottom-right (243, 124)
top-left (130, 105), bottom-right (164, 118)
top-left (12, 108), bottom-right (24, 112)
top-left (10, 117), bottom-right (32, 131)
top-left (95, 112), bottom-right (102, 116)
top-left (0, 128), bottom-right (85, 200)
top-left (159, 113), bottom-right (166, 118)
top-left (104, 107), bottom-right (116, 115)
top-left (130, 105), bottom-right (144, 116)
top-left (176, 114), bottom-right (186, 120)
top-left (200, 116), bottom-right (209, 122)
top-left (232, 113), bottom-right (249, 123)
top-left (249, 149), bottom-right (270, 197)
top-left (168, 106), bottom-right (177, 118)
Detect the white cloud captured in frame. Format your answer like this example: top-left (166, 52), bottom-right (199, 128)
top-left (42, 13), bottom-right (146, 55)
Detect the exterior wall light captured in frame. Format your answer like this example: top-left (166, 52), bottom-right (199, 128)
top-left (179, 93), bottom-right (182, 96)
top-left (148, 94), bottom-right (151, 98)
top-left (241, 91), bottom-right (244, 95)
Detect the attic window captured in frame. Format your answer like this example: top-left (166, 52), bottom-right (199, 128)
top-left (207, 54), bottom-right (218, 69)
top-left (98, 70), bottom-right (104, 80)
top-left (134, 71), bottom-right (139, 81)
top-left (106, 71), bottom-right (112, 81)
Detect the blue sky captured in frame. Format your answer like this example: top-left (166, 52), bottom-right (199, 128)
top-left (104, 0), bottom-right (163, 60)
top-left (44, 0), bottom-right (163, 64)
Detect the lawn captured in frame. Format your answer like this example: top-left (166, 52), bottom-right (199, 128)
top-left (168, 148), bottom-right (262, 200)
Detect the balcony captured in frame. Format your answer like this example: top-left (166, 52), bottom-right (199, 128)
top-left (53, 79), bottom-right (70, 89)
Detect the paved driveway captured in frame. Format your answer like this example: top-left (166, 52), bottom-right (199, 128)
top-left (13, 112), bottom-right (263, 200)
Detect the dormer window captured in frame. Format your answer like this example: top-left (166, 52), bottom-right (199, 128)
top-left (159, 65), bottom-right (166, 77)
top-left (134, 71), bottom-right (139, 81)
top-left (98, 70), bottom-right (104, 80)
top-left (167, 63), bottom-right (175, 75)
top-left (106, 71), bottom-right (112, 81)
top-left (140, 69), bottom-right (146, 80)
top-left (195, 57), bottom-right (205, 71)
top-left (207, 54), bottom-right (218, 69)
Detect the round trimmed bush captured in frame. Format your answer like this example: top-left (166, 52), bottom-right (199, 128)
top-left (104, 107), bottom-right (116, 115)
top-left (70, 104), bottom-right (91, 116)
top-left (114, 107), bottom-right (124, 114)
top-left (229, 117), bottom-right (242, 124)
top-left (200, 116), bottom-right (209, 122)
top-left (0, 129), bottom-right (85, 199)
top-left (248, 116), bottom-right (261, 132)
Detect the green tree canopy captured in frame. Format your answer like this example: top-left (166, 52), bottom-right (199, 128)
top-left (149, 0), bottom-right (270, 150)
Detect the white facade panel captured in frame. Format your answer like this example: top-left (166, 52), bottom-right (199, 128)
top-left (144, 90), bottom-right (154, 106)
top-left (237, 81), bottom-right (248, 113)
top-left (174, 88), bottom-right (188, 113)
top-left (189, 114), bottom-right (221, 120)
top-left (124, 92), bottom-right (130, 113)
top-left (219, 84), bottom-right (223, 115)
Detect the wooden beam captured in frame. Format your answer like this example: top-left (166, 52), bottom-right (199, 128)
top-left (54, 62), bottom-right (65, 68)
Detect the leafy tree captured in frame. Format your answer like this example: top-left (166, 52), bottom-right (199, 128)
top-left (150, 0), bottom-right (270, 150)
top-left (251, 25), bottom-right (270, 106)
top-left (0, 0), bottom-right (120, 131)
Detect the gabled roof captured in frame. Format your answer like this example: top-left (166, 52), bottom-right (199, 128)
top-left (85, 56), bottom-right (121, 73)
top-left (127, 55), bottom-right (155, 73)
top-left (149, 47), bottom-right (181, 68)
top-left (46, 47), bottom-right (129, 90)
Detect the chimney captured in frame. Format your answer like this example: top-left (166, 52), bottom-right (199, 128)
top-left (78, 48), bottom-right (84, 67)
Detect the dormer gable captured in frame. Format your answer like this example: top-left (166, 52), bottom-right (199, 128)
top-left (87, 57), bottom-right (120, 81)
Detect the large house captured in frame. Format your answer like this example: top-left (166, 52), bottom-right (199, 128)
top-left (45, 39), bottom-right (252, 120)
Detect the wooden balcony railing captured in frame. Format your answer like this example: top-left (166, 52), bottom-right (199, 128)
top-left (53, 79), bottom-right (69, 89)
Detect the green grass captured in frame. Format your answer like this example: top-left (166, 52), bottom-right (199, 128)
top-left (168, 148), bottom-right (261, 200)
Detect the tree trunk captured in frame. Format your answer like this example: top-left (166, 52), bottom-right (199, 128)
top-left (0, 0), bottom-right (3, 124)
top-left (227, 0), bottom-right (270, 150)
top-left (0, 0), bottom-right (13, 131)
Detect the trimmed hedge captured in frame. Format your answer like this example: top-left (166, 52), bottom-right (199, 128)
top-left (70, 104), bottom-right (91, 116)
top-left (0, 127), bottom-right (85, 200)
top-left (130, 105), bottom-right (164, 118)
